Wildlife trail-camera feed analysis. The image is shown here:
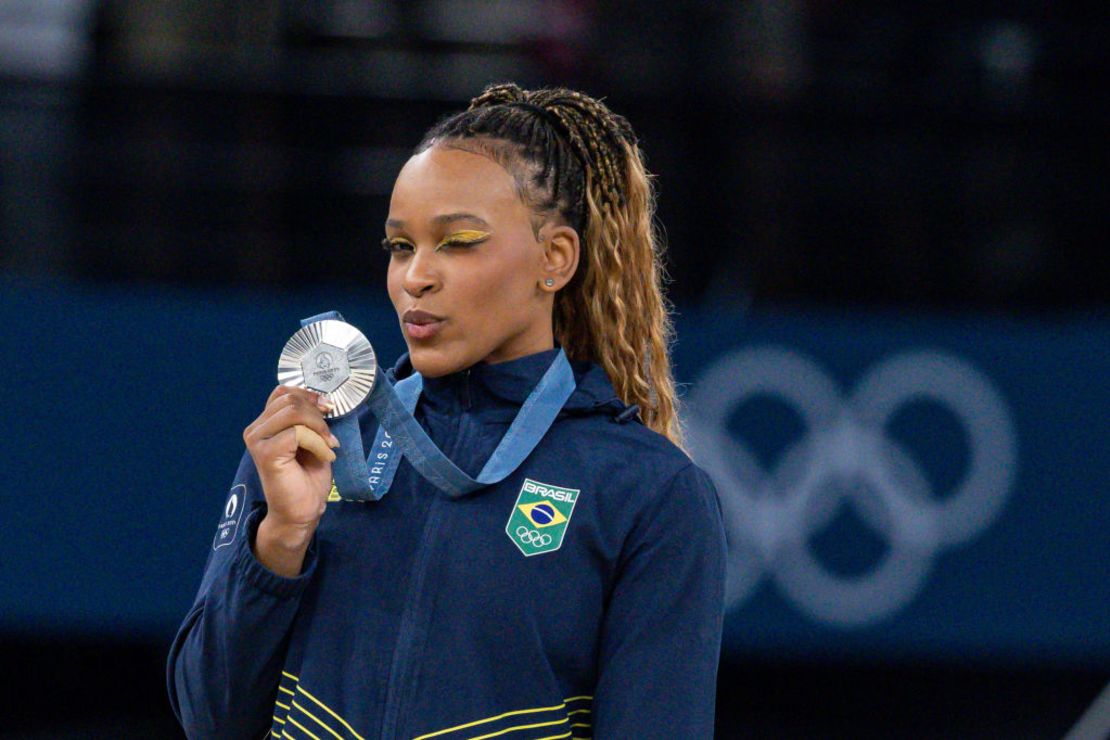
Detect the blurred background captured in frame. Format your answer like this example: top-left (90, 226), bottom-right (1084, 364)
top-left (1, 0), bottom-right (1107, 737)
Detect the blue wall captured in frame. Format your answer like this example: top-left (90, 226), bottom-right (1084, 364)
top-left (2, 278), bottom-right (1106, 665)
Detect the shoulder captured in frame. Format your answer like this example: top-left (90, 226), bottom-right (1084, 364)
top-left (551, 358), bottom-right (719, 511)
top-left (551, 411), bottom-right (721, 534)
top-left (571, 422), bottom-right (726, 588)
top-left (613, 424), bottom-right (720, 528)
top-left (557, 359), bottom-right (693, 476)
top-left (570, 410), bottom-right (692, 474)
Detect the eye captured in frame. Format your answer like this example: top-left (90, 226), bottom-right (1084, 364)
top-left (381, 238), bottom-right (414, 254)
top-left (436, 231), bottom-right (491, 251)
top-left (437, 239), bottom-right (484, 251)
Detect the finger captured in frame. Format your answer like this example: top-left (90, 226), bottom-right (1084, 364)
top-left (265, 384), bottom-right (294, 405)
top-left (294, 424), bottom-right (337, 463)
top-left (246, 392), bottom-right (300, 439)
top-left (249, 403), bottom-right (338, 448)
top-left (266, 384), bottom-right (328, 409)
top-left (247, 388), bottom-right (334, 444)
top-left (264, 393), bottom-right (334, 431)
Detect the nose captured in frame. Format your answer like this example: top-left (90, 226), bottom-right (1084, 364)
top-left (401, 247), bottom-right (440, 298)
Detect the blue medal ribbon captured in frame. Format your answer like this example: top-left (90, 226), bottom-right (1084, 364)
top-left (300, 311), bottom-right (576, 501)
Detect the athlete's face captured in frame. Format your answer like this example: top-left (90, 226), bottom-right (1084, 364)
top-left (384, 145), bottom-right (576, 378)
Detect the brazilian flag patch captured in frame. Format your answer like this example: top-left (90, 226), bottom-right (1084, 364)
top-left (506, 478), bottom-right (580, 557)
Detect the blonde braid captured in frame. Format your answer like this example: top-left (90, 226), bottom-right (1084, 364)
top-left (538, 97), bottom-right (683, 446)
top-left (562, 150), bottom-right (681, 446)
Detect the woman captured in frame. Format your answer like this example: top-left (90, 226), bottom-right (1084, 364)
top-left (168, 83), bottom-right (726, 739)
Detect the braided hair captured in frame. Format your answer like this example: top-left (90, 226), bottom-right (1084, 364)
top-left (415, 82), bottom-right (682, 447)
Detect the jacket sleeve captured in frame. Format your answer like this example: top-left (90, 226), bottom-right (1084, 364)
top-left (592, 462), bottom-right (727, 738)
top-left (166, 450), bottom-right (319, 739)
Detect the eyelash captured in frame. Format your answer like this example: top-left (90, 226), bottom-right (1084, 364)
top-left (380, 238), bottom-right (487, 254)
top-left (381, 238), bottom-right (411, 254)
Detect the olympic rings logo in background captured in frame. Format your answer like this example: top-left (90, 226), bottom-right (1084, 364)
top-left (686, 347), bottom-right (1018, 627)
top-left (516, 525), bottom-right (553, 547)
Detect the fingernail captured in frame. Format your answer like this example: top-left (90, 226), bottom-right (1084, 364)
top-left (317, 397), bottom-right (336, 411)
top-left (328, 433), bottom-right (341, 448)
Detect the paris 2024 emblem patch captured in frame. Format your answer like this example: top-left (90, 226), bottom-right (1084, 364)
top-left (506, 478), bottom-right (580, 557)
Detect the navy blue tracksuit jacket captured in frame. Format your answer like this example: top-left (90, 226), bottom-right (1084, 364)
top-left (168, 347), bottom-right (727, 739)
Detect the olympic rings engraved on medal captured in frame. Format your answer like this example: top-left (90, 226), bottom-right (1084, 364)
top-left (686, 347), bottom-right (1018, 627)
top-left (516, 525), bottom-right (553, 547)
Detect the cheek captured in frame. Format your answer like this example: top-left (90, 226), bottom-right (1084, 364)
top-left (386, 262), bottom-right (403, 304)
top-left (458, 252), bottom-right (536, 313)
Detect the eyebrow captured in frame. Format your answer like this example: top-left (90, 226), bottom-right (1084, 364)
top-left (385, 213), bottom-right (490, 230)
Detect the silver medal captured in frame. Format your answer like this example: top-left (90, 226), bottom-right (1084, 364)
top-left (277, 319), bottom-right (377, 418)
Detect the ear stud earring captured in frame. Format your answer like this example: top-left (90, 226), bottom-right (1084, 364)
top-left (544, 278), bottom-right (555, 287)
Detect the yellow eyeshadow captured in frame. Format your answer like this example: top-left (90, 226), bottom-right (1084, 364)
top-left (382, 230), bottom-right (490, 252)
top-left (437, 230), bottom-right (491, 246)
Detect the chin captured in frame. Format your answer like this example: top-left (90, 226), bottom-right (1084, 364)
top-left (405, 343), bottom-right (471, 378)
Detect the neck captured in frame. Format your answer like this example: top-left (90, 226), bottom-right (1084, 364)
top-left (481, 323), bottom-right (555, 366)
top-left (418, 344), bottom-right (563, 412)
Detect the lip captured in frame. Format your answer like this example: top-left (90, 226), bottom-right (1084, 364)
top-left (402, 309), bottom-right (445, 340)
top-left (402, 309), bottom-right (445, 325)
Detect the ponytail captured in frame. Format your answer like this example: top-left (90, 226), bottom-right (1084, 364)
top-left (417, 83), bottom-right (683, 446)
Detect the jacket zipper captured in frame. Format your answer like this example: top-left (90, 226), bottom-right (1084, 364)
top-left (378, 387), bottom-right (470, 738)
top-left (378, 495), bottom-right (445, 739)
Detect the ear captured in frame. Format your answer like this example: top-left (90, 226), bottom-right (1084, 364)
top-left (539, 224), bottom-right (580, 292)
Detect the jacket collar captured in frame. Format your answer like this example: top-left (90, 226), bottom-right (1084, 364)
top-left (386, 348), bottom-right (625, 416)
